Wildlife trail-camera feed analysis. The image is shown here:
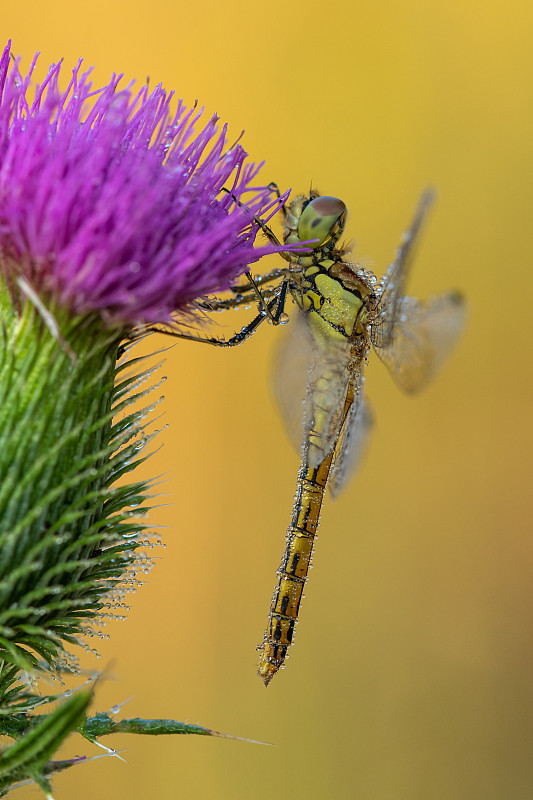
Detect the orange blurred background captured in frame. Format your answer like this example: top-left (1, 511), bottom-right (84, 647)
top-left (6, 0), bottom-right (533, 797)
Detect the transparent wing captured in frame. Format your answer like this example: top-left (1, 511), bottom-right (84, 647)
top-left (329, 377), bottom-right (373, 498)
top-left (372, 291), bottom-right (467, 394)
top-left (272, 308), bottom-right (353, 467)
top-left (271, 308), bottom-right (316, 453)
top-left (371, 189), bottom-right (435, 349)
top-left (303, 335), bottom-right (354, 469)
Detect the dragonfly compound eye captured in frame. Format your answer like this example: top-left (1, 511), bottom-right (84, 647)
top-left (298, 196), bottom-right (347, 248)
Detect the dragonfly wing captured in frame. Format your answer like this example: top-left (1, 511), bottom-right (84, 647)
top-left (373, 291), bottom-right (466, 394)
top-left (303, 335), bottom-right (354, 468)
top-left (272, 308), bottom-right (316, 453)
top-left (371, 189), bottom-right (435, 349)
top-left (272, 308), bottom-right (353, 468)
top-left (329, 376), bottom-right (373, 498)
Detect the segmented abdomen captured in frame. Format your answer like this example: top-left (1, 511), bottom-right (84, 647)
top-left (257, 387), bottom-right (354, 686)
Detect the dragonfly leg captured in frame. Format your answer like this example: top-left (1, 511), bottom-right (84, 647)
top-left (271, 277), bottom-right (289, 323)
top-left (147, 308), bottom-right (269, 347)
top-left (228, 266), bottom-right (287, 297)
top-left (198, 268), bottom-right (289, 314)
top-left (266, 182), bottom-right (288, 220)
top-left (243, 270), bottom-right (278, 322)
top-left (221, 185), bottom-right (285, 247)
top-left (198, 287), bottom-right (277, 313)
top-left (221, 184), bottom-right (292, 265)
top-left (148, 284), bottom-right (289, 347)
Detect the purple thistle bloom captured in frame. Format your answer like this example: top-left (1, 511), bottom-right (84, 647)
top-left (0, 43), bottom-right (297, 788)
top-left (0, 41), bottom-right (283, 326)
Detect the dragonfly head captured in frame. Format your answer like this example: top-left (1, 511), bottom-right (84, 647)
top-left (296, 195), bottom-right (347, 249)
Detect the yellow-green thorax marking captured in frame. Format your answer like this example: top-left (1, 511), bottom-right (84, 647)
top-left (257, 192), bottom-right (379, 686)
top-left (283, 193), bottom-right (377, 344)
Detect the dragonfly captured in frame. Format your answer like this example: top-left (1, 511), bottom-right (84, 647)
top-left (155, 187), bottom-right (466, 686)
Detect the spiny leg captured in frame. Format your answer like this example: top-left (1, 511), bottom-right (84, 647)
top-left (228, 266), bottom-right (287, 297)
top-left (266, 182), bottom-right (288, 220)
top-left (221, 185), bottom-right (286, 250)
top-left (243, 271), bottom-right (278, 323)
top-left (145, 186), bottom-right (292, 343)
top-left (198, 285), bottom-right (278, 313)
top-left (214, 185), bottom-right (291, 320)
top-left (149, 279), bottom-right (290, 347)
top-left (221, 184), bottom-right (292, 260)
top-left (197, 266), bottom-right (289, 315)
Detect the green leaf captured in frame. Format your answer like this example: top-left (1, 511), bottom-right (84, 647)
top-left (0, 689), bottom-right (92, 792)
top-left (81, 713), bottom-right (270, 744)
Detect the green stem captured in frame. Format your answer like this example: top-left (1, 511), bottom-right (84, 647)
top-left (0, 279), bottom-right (152, 695)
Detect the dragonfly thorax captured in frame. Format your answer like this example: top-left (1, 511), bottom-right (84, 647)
top-left (281, 192), bottom-right (379, 346)
top-left (298, 260), bottom-right (376, 346)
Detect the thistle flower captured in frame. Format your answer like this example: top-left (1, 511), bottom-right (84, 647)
top-left (0, 41), bottom-right (284, 792)
top-left (0, 42), bottom-right (282, 326)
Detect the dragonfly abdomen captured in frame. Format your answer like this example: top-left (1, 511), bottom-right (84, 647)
top-left (257, 447), bottom-right (335, 685)
top-left (258, 380), bottom-right (356, 686)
